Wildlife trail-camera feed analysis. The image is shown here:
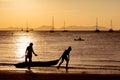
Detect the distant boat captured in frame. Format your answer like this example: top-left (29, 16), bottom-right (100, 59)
top-left (62, 30), bottom-right (68, 32)
top-left (74, 37), bottom-right (84, 41)
top-left (109, 20), bottom-right (114, 32)
top-left (109, 29), bottom-right (114, 32)
top-left (49, 29), bottom-right (54, 32)
top-left (95, 18), bottom-right (100, 32)
top-left (21, 28), bottom-right (23, 31)
top-left (21, 29), bottom-right (23, 31)
top-left (26, 21), bottom-right (29, 32)
top-left (26, 30), bottom-right (29, 32)
top-left (95, 29), bottom-right (100, 32)
top-left (49, 16), bottom-right (55, 32)
top-left (30, 29), bottom-right (34, 31)
top-left (62, 21), bottom-right (68, 32)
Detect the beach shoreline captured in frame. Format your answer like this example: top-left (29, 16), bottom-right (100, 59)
top-left (0, 70), bottom-right (120, 80)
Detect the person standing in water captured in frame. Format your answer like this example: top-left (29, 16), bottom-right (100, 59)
top-left (57, 46), bottom-right (72, 72)
top-left (25, 43), bottom-right (37, 70)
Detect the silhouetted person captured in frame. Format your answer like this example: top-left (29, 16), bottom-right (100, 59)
top-left (25, 43), bottom-right (37, 70)
top-left (57, 46), bottom-right (72, 72)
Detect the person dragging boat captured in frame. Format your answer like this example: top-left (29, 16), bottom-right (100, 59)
top-left (25, 43), bottom-right (37, 70)
top-left (57, 46), bottom-right (72, 72)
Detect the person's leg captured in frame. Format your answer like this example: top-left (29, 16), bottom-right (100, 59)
top-left (28, 57), bottom-right (32, 70)
top-left (65, 58), bottom-right (69, 72)
top-left (57, 58), bottom-right (64, 69)
top-left (25, 56), bottom-right (27, 62)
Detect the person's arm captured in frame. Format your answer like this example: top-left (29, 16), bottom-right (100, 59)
top-left (32, 48), bottom-right (37, 56)
top-left (33, 51), bottom-right (37, 56)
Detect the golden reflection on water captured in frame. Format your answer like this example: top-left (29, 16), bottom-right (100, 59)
top-left (15, 35), bottom-right (33, 61)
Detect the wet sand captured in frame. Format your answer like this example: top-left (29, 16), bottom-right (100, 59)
top-left (0, 70), bottom-right (120, 80)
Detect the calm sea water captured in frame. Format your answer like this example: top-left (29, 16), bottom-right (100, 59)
top-left (0, 31), bottom-right (120, 73)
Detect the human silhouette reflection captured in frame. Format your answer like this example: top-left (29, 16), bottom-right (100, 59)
top-left (57, 46), bottom-right (72, 72)
top-left (25, 43), bottom-right (37, 70)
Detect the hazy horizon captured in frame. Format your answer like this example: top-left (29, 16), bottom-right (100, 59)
top-left (0, 0), bottom-right (120, 30)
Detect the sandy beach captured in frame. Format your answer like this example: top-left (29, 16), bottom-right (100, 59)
top-left (0, 70), bottom-right (119, 80)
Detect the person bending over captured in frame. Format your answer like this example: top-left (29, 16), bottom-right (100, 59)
top-left (57, 46), bottom-right (72, 72)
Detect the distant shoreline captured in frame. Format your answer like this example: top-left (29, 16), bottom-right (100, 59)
top-left (0, 30), bottom-right (120, 32)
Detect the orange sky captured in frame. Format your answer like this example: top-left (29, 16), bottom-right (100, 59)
top-left (0, 0), bottom-right (120, 30)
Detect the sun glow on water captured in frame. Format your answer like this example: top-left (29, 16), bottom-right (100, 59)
top-left (15, 36), bottom-right (33, 60)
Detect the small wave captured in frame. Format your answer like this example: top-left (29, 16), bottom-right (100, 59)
top-left (69, 64), bottom-right (120, 71)
top-left (81, 60), bottom-right (120, 63)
